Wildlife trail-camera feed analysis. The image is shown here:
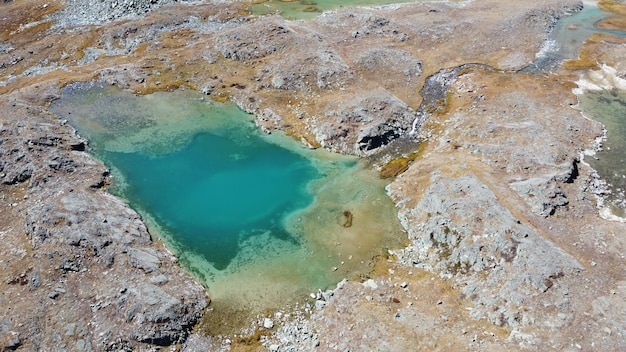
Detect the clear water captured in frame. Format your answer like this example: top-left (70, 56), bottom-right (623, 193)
top-left (249, 0), bottom-right (423, 20)
top-left (579, 90), bottom-right (626, 218)
top-left (49, 83), bottom-right (405, 328)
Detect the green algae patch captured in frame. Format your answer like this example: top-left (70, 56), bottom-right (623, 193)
top-left (380, 143), bottom-right (426, 179)
top-left (380, 156), bottom-right (412, 179)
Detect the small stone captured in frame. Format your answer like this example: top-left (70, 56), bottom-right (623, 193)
top-left (331, 266), bottom-right (338, 272)
top-left (363, 279), bottom-right (378, 290)
top-left (150, 274), bottom-right (168, 285)
top-left (3, 331), bottom-right (20, 350)
top-left (270, 344), bottom-right (280, 352)
top-left (263, 318), bottom-right (274, 329)
top-left (48, 291), bottom-right (60, 299)
top-left (400, 281), bottom-right (408, 288)
top-left (321, 290), bottom-right (334, 301)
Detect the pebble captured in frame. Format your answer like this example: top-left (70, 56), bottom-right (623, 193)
top-left (263, 318), bottom-right (274, 329)
top-left (315, 300), bottom-right (327, 310)
top-left (363, 279), bottom-right (378, 290)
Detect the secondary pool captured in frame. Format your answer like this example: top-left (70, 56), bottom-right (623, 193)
top-left (249, 0), bottom-right (424, 20)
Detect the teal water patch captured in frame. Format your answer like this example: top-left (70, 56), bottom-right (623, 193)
top-left (51, 83), bottom-right (318, 271)
top-left (249, 0), bottom-right (423, 20)
top-left (50, 83), bottom-right (405, 329)
top-left (105, 132), bottom-right (317, 270)
top-left (579, 89), bottom-right (626, 218)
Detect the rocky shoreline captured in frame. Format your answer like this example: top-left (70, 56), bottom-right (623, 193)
top-left (1, 0), bottom-right (625, 351)
top-left (0, 85), bottom-right (208, 350)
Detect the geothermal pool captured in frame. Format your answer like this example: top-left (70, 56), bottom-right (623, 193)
top-left (50, 83), bottom-right (405, 331)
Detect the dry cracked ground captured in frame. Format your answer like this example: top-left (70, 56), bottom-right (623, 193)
top-left (0, 0), bottom-right (625, 351)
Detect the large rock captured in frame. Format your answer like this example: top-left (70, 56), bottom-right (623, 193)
top-left (309, 90), bottom-right (416, 155)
